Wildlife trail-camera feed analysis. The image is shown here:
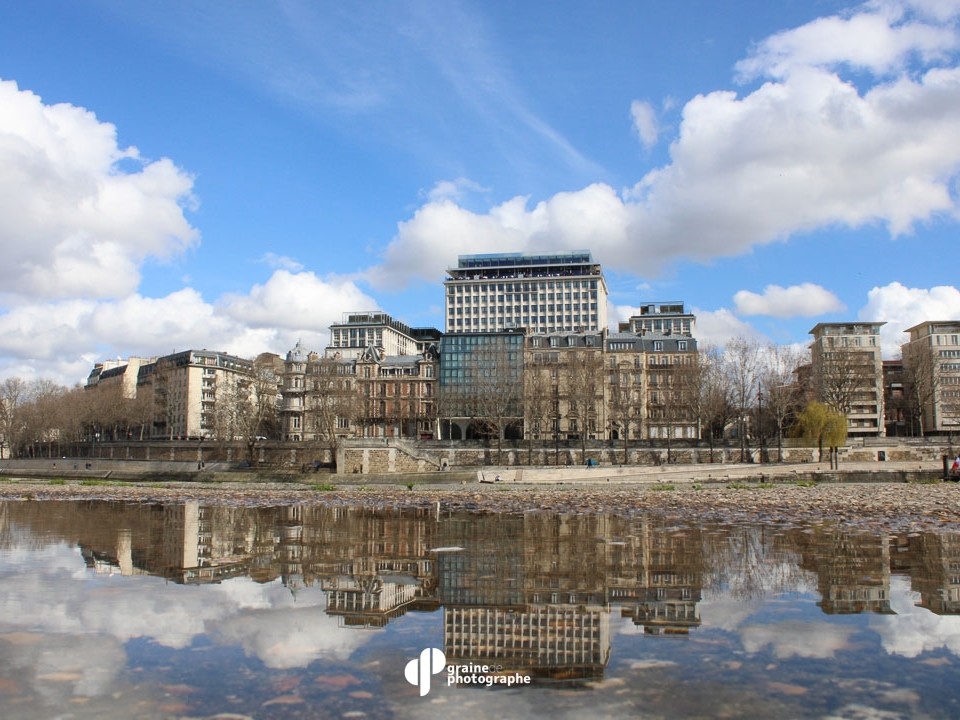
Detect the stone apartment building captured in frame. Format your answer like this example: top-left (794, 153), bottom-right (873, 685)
top-left (524, 330), bottom-right (607, 443)
top-left (902, 321), bottom-right (960, 436)
top-left (136, 349), bottom-right (257, 440)
top-left (808, 322), bottom-right (886, 437)
top-left (280, 296), bottom-right (703, 445)
top-left (328, 311), bottom-right (441, 359)
top-left (282, 311), bottom-right (442, 442)
top-left (86, 357), bottom-right (153, 400)
top-left (606, 330), bottom-right (699, 441)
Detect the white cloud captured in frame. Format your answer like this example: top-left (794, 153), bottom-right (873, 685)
top-left (871, 576), bottom-right (960, 657)
top-left (689, 308), bottom-right (767, 347)
top-left (741, 620), bottom-right (856, 658)
top-left (219, 269), bottom-right (378, 330)
top-left (0, 79), bottom-right (198, 302)
top-left (425, 177), bottom-right (487, 203)
top-left (859, 281), bottom-right (960, 353)
top-left (0, 271), bottom-right (377, 384)
top-left (0, 80), bottom-right (381, 384)
top-left (368, 2), bottom-right (960, 287)
top-left (214, 605), bottom-right (371, 669)
top-left (259, 252), bottom-right (304, 272)
top-left (630, 100), bottom-right (659, 149)
top-left (366, 184), bottom-right (628, 289)
top-left (734, 283), bottom-right (845, 317)
top-left (734, 5), bottom-right (958, 80)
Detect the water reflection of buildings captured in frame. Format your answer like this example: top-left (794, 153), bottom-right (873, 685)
top-left (894, 533), bottom-right (960, 615)
top-left (614, 520), bottom-right (703, 635)
top-left (436, 515), bottom-right (611, 681)
top-left (301, 507), bottom-right (435, 628)
top-left (792, 529), bottom-right (894, 614)
top-left (7, 499), bottom-right (960, 683)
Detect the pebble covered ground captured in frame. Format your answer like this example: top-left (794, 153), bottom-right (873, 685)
top-left (1, 477), bottom-right (958, 533)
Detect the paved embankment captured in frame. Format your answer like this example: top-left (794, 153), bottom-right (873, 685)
top-left (0, 463), bottom-right (957, 533)
top-left (472, 460), bottom-right (941, 485)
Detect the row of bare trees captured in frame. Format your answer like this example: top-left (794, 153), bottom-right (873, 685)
top-left (0, 377), bottom-right (153, 458)
top-left (12, 330), bottom-right (948, 463)
top-left (0, 360), bottom-right (283, 460)
top-left (437, 337), bottom-right (815, 465)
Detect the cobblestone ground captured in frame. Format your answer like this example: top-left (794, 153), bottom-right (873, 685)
top-left (1, 470), bottom-right (958, 533)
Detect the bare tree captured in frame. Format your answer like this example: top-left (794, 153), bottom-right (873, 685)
top-left (725, 337), bottom-right (762, 462)
top-left (565, 348), bottom-right (605, 459)
top-left (19, 379), bottom-right (69, 458)
top-left (0, 377), bottom-right (29, 458)
top-left (760, 344), bottom-right (807, 462)
top-left (233, 358), bottom-right (283, 462)
top-left (524, 357), bottom-right (553, 465)
top-left (465, 338), bottom-right (524, 463)
top-left (695, 345), bottom-right (734, 462)
top-left (607, 354), bottom-right (641, 463)
top-left (305, 355), bottom-right (363, 469)
top-left (901, 339), bottom-right (938, 436)
top-left (815, 347), bottom-right (875, 417)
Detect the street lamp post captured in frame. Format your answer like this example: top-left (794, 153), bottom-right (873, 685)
top-left (758, 387), bottom-right (764, 464)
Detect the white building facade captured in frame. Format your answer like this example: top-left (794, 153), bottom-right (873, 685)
top-left (444, 251), bottom-right (608, 334)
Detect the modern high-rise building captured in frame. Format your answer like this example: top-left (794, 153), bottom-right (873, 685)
top-left (443, 251), bottom-right (608, 334)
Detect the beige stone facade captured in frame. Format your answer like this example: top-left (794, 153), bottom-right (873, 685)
top-left (809, 322), bottom-right (885, 437)
top-left (903, 320), bottom-right (960, 435)
top-left (137, 350), bottom-right (256, 440)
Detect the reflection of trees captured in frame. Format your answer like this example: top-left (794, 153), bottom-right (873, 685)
top-left (7, 500), bottom-right (960, 632)
top-left (700, 525), bottom-right (811, 601)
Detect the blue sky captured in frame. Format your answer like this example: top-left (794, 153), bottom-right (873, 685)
top-left (1, 0), bottom-right (959, 384)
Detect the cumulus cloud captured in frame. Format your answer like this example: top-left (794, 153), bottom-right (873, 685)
top-left (0, 271), bottom-right (377, 382)
top-left (741, 620), bottom-right (856, 658)
top-left (734, 283), bottom-right (845, 317)
top-left (214, 605), bottom-right (371, 669)
top-left (0, 79), bottom-right (199, 302)
top-left (859, 281), bottom-right (960, 352)
top-left (367, 1), bottom-right (960, 288)
top-left (259, 252), bottom-right (304, 272)
top-left (871, 576), bottom-right (960, 657)
top-left (692, 308), bottom-right (767, 346)
top-left (219, 269), bottom-right (378, 329)
top-left (734, 5), bottom-right (958, 80)
top-left (630, 100), bottom-right (659, 149)
top-left (0, 82), bottom-right (383, 384)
